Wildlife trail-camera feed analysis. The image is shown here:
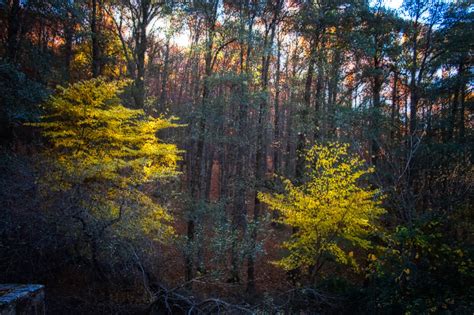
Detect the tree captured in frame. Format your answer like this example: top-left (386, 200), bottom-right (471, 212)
top-left (184, 0), bottom-right (220, 284)
top-left (90, 0), bottom-right (101, 77)
top-left (402, 0), bottom-right (446, 135)
top-left (248, 0), bottom-right (284, 294)
top-left (32, 78), bottom-right (181, 277)
top-left (0, 61), bottom-right (48, 144)
top-left (259, 142), bottom-right (385, 280)
top-left (356, 4), bottom-right (400, 165)
top-left (106, 0), bottom-right (171, 108)
top-left (5, 0), bottom-right (22, 62)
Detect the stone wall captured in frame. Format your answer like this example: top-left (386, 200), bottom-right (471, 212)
top-left (0, 284), bottom-right (45, 315)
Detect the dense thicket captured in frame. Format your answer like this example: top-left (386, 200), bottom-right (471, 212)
top-left (0, 0), bottom-right (472, 313)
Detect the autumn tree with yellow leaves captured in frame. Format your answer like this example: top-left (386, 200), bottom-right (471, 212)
top-left (259, 143), bottom-right (385, 280)
top-left (32, 78), bottom-right (181, 278)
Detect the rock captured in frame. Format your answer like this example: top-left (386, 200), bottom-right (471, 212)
top-left (0, 284), bottom-right (45, 315)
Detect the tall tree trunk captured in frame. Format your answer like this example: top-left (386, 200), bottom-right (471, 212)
top-left (229, 1), bottom-right (255, 282)
top-left (371, 57), bottom-right (382, 165)
top-left (409, 30), bottom-right (418, 135)
top-left (304, 44), bottom-right (316, 144)
top-left (186, 0), bottom-right (219, 286)
top-left (296, 38), bottom-right (316, 180)
top-left (273, 35), bottom-right (282, 173)
top-left (63, 15), bottom-right (74, 83)
top-left (91, 0), bottom-right (101, 78)
top-left (6, 0), bottom-right (21, 62)
top-left (328, 49), bottom-right (340, 137)
top-left (390, 68), bottom-right (399, 140)
top-left (134, 5), bottom-right (148, 109)
top-left (448, 79), bottom-right (459, 141)
top-left (286, 46), bottom-right (298, 179)
top-left (159, 37), bottom-right (171, 110)
top-left (458, 62), bottom-right (466, 143)
top-left (184, 20), bottom-right (202, 285)
top-left (247, 1), bottom-right (281, 294)
top-left (449, 60), bottom-right (465, 141)
top-left (314, 50), bottom-right (324, 141)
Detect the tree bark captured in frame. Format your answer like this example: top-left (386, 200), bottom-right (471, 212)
top-left (390, 68), bottom-right (399, 140)
top-left (159, 37), bottom-right (171, 110)
top-left (185, 0), bottom-right (219, 286)
top-left (273, 35), bottom-right (282, 173)
top-left (247, 0), bottom-right (282, 294)
top-left (91, 0), bottom-right (101, 78)
top-left (6, 0), bottom-right (22, 62)
top-left (371, 54), bottom-right (382, 165)
top-left (63, 11), bottom-right (74, 83)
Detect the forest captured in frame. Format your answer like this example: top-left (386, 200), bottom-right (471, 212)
top-left (0, 0), bottom-right (472, 313)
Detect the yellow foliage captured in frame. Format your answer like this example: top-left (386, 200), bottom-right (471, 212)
top-left (258, 142), bottom-right (385, 272)
top-left (32, 78), bottom-right (182, 239)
